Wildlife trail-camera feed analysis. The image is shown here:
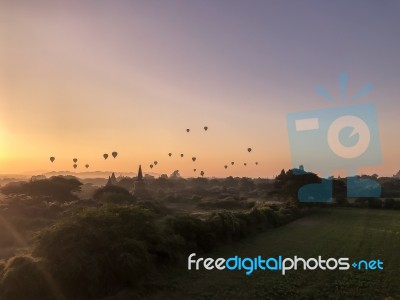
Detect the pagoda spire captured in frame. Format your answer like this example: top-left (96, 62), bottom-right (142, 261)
top-left (137, 165), bottom-right (143, 180)
top-left (106, 176), bottom-right (113, 186)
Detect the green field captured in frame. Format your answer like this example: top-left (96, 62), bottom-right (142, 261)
top-left (147, 208), bottom-right (400, 300)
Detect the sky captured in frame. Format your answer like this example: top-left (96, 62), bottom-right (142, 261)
top-left (0, 0), bottom-right (400, 178)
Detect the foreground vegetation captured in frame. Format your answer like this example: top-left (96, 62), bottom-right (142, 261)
top-left (0, 202), bottom-right (301, 300)
top-left (0, 172), bottom-right (399, 299)
top-left (146, 208), bottom-right (400, 300)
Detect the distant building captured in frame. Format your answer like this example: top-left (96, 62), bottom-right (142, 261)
top-left (105, 172), bottom-right (118, 186)
top-left (105, 176), bottom-right (113, 186)
top-left (110, 172), bottom-right (117, 184)
top-left (132, 165), bottom-right (149, 198)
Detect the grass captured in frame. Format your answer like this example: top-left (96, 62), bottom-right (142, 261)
top-left (145, 208), bottom-right (400, 300)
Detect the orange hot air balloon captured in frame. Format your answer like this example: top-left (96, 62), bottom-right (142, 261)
top-left (85, 164), bottom-right (89, 168)
top-left (50, 157), bottom-right (55, 163)
top-left (192, 157), bottom-right (196, 162)
top-left (73, 164), bottom-right (77, 169)
top-left (73, 158), bottom-right (78, 163)
top-left (103, 153), bottom-right (109, 160)
top-left (112, 151), bottom-right (118, 158)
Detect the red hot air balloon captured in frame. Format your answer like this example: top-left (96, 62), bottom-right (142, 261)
top-left (50, 157), bottom-right (55, 163)
top-left (103, 153), bottom-right (109, 160)
top-left (112, 151), bottom-right (118, 158)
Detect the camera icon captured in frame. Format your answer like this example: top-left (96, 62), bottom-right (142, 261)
top-left (287, 101), bottom-right (381, 202)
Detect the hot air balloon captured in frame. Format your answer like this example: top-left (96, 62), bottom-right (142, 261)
top-left (168, 153), bottom-right (172, 157)
top-left (154, 161), bottom-right (158, 165)
top-left (200, 171), bottom-right (204, 177)
top-left (180, 154), bottom-right (184, 158)
top-left (73, 164), bottom-right (77, 169)
top-left (247, 148), bottom-right (252, 153)
top-left (255, 162), bottom-right (259, 165)
top-left (112, 151), bottom-right (118, 158)
top-left (192, 157), bottom-right (196, 162)
top-left (103, 153), bottom-right (109, 160)
top-left (50, 157), bottom-right (55, 163)
top-left (73, 158), bottom-right (78, 163)
top-left (186, 129), bottom-right (190, 133)
top-left (193, 169), bottom-right (197, 172)
top-left (85, 164), bottom-right (89, 168)
top-left (231, 162), bottom-right (234, 165)
top-left (224, 165), bottom-right (228, 169)
top-left (150, 164), bottom-right (153, 169)
top-left (244, 163), bottom-right (247, 166)
top-left (204, 126), bottom-right (208, 131)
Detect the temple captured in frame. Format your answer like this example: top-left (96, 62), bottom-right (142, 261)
top-left (105, 172), bottom-right (118, 186)
top-left (132, 165), bottom-right (149, 198)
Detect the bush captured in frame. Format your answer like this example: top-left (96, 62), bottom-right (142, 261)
top-left (16, 202), bottom-right (302, 299)
top-left (165, 215), bottom-right (216, 252)
top-left (1, 176), bottom-right (82, 203)
top-left (367, 198), bottom-right (382, 209)
top-left (198, 198), bottom-right (254, 210)
top-left (383, 198), bottom-right (395, 209)
top-left (33, 205), bottom-right (181, 299)
top-left (208, 211), bottom-right (242, 242)
top-left (0, 256), bottom-right (55, 300)
top-left (93, 186), bottom-right (135, 204)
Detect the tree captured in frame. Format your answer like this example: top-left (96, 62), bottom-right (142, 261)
top-left (1, 176), bottom-right (82, 203)
top-left (93, 185), bottom-right (135, 204)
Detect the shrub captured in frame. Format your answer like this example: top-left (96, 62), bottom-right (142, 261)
top-left (165, 215), bottom-right (218, 253)
top-left (383, 198), bottom-right (395, 209)
top-left (33, 205), bottom-right (181, 299)
top-left (1, 176), bottom-right (82, 203)
top-left (0, 256), bottom-right (55, 300)
top-left (93, 185), bottom-right (135, 204)
top-left (367, 198), bottom-right (382, 209)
